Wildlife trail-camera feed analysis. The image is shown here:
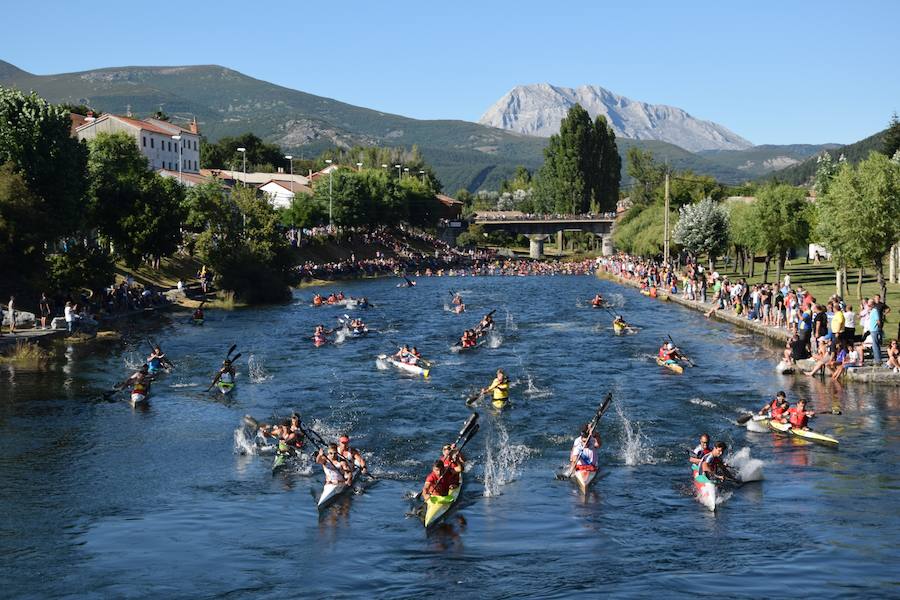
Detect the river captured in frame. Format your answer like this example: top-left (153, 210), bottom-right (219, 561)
top-left (1, 275), bottom-right (898, 599)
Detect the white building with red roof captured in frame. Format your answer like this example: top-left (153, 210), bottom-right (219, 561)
top-left (75, 114), bottom-right (201, 173)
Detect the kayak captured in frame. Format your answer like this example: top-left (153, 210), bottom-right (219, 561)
top-left (424, 475), bottom-right (462, 528)
top-left (571, 467), bottom-right (597, 494)
top-left (745, 415), bottom-right (771, 433)
top-left (656, 357), bottom-right (684, 374)
top-left (768, 419), bottom-right (839, 447)
top-left (692, 465), bottom-right (717, 511)
top-left (381, 355), bottom-right (430, 378)
top-left (318, 478), bottom-right (353, 511)
top-left (191, 318), bottom-right (204, 326)
top-left (272, 452), bottom-right (289, 474)
top-left (348, 327), bottom-right (368, 338)
top-left (130, 391), bottom-right (148, 407)
top-left (218, 381), bottom-right (235, 395)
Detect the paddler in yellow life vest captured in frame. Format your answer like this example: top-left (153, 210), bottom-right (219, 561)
top-left (613, 314), bottom-right (630, 333)
top-left (481, 368), bottom-right (510, 408)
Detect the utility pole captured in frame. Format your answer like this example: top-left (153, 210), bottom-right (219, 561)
top-left (663, 168), bottom-right (670, 264)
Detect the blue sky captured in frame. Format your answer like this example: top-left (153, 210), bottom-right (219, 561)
top-left (2, 0), bottom-right (896, 145)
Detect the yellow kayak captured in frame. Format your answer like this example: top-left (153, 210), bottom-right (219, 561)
top-left (423, 476), bottom-right (462, 528)
top-left (656, 357), bottom-right (684, 374)
top-left (768, 419), bottom-right (838, 448)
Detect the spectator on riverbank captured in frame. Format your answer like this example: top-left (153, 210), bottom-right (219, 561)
top-left (39, 293), bottom-right (51, 330)
top-left (7, 296), bottom-right (15, 334)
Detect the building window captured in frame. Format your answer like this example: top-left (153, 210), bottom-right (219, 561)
top-left (150, 138), bottom-right (155, 148)
top-left (142, 137), bottom-right (146, 147)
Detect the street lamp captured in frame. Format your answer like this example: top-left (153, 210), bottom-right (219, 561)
top-left (172, 134), bottom-right (182, 183)
top-left (325, 159), bottom-right (333, 227)
top-left (356, 162), bottom-right (363, 172)
top-left (403, 167), bottom-right (410, 180)
top-left (285, 155), bottom-right (294, 193)
top-left (395, 164), bottom-right (401, 179)
top-left (237, 147), bottom-right (247, 185)
top-left (419, 169), bottom-right (426, 183)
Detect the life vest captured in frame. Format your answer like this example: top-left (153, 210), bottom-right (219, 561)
top-left (770, 402), bottom-right (787, 420)
top-left (697, 453), bottom-right (722, 479)
top-left (425, 470), bottom-right (451, 497)
top-left (788, 407), bottom-right (809, 428)
top-left (322, 460), bottom-right (345, 485)
top-left (133, 380), bottom-right (147, 394)
top-left (441, 456), bottom-right (461, 487)
top-left (490, 376), bottom-right (509, 400)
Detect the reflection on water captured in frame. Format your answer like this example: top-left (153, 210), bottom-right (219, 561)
top-left (0, 275), bottom-right (898, 597)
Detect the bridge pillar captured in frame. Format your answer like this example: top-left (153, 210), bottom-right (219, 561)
top-left (528, 235), bottom-right (546, 259)
top-left (601, 234), bottom-right (614, 256)
top-left (556, 230), bottom-right (564, 253)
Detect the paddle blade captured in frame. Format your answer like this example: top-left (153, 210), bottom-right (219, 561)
top-left (226, 344), bottom-right (237, 358)
top-left (458, 423), bottom-right (480, 450)
top-left (597, 393), bottom-right (613, 419)
top-left (736, 413), bottom-right (754, 425)
top-left (230, 353), bottom-right (242, 363)
top-left (243, 415), bottom-right (260, 430)
top-left (459, 412), bottom-right (479, 437)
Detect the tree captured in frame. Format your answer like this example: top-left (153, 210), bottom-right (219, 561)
top-left (882, 112), bottom-right (900, 159)
top-left (533, 104), bottom-right (621, 214)
top-left (0, 87), bottom-right (87, 240)
top-left (612, 204), bottom-right (678, 257)
top-left (727, 202), bottom-right (762, 277)
top-left (626, 147), bottom-right (664, 207)
top-left (754, 184), bottom-right (810, 283)
top-left (673, 197), bottom-right (729, 271)
top-left (201, 133), bottom-right (285, 172)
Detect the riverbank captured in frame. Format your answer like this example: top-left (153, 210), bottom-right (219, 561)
top-left (596, 268), bottom-right (900, 384)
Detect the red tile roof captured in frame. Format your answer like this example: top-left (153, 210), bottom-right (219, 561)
top-left (436, 193), bottom-right (463, 206)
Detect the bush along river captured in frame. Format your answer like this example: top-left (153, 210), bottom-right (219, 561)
top-left (1, 275), bottom-right (898, 598)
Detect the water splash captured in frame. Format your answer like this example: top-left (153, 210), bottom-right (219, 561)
top-left (124, 351), bottom-right (144, 370)
top-left (487, 331), bottom-right (503, 348)
top-left (689, 397), bottom-right (717, 409)
top-left (523, 374), bottom-right (552, 399)
top-left (504, 308), bottom-right (517, 332)
top-left (616, 402), bottom-right (654, 466)
top-left (333, 328), bottom-right (349, 345)
top-left (729, 447), bottom-right (765, 482)
top-left (233, 426), bottom-right (271, 455)
top-left (248, 354), bottom-right (272, 383)
top-left (375, 356), bottom-right (390, 370)
top-left (606, 293), bottom-right (626, 308)
top-left (483, 419), bottom-right (534, 497)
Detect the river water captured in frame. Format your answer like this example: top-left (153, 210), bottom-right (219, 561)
top-left (1, 276), bottom-right (898, 599)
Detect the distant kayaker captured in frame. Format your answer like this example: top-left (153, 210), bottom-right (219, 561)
top-left (316, 443), bottom-right (353, 486)
top-left (569, 423), bottom-right (601, 473)
top-left (689, 433), bottom-right (711, 465)
top-left (421, 460), bottom-right (450, 501)
top-left (454, 302), bottom-right (466, 314)
top-left (481, 368), bottom-right (510, 406)
top-left (193, 306), bottom-right (204, 321)
top-left (119, 364), bottom-right (151, 394)
top-left (591, 293), bottom-right (604, 308)
top-left (313, 294), bottom-right (324, 307)
top-left (147, 345), bottom-right (173, 374)
top-left (337, 434), bottom-right (370, 477)
top-left (696, 441), bottom-right (730, 482)
top-left (476, 313), bottom-right (494, 333)
top-left (658, 342), bottom-right (680, 363)
top-left (452, 293), bottom-right (463, 306)
top-left (210, 359), bottom-right (236, 389)
top-left (394, 344), bottom-right (416, 364)
top-left (613, 315), bottom-right (630, 332)
top-left (461, 330), bottom-right (477, 348)
top-left (759, 391), bottom-right (788, 416)
top-left (440, 443), bottom-right (465, 489)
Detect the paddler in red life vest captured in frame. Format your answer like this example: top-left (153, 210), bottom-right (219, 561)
top-left (336, 291), bottom-right (345, 301)
top-left (461, 329), bottom-right (477, 348)
top-left (337, 434), bottom-right (370, 478)
top-left (762, 392), bottom-right (790, 422)
top-left (696, 441), bottom-right (730, 483)
top-left (787, 399), bottom-right (816, 430)
top-left (569, 424), bottom-right (601, 473)
top-left (326, 293), bottom-right (337, 304)
top-left (316, 443), bottom-right (353, 485)
top-left (689, 433), bottom-right (711, 466)
top-left (759, 391), bottom-right (788, 417)
top-left (658, 342), bottom-right (678, 363)
top-left (422, 460), bottom-right (451, 500)
top-left (313, 294), bottom-right (324, 306)
top-left (440, 443), bottom-right (465, 489)
top-left (591, 293), bottom-right (604, 308)
top-left (193, 306), bottom-right (204, 320)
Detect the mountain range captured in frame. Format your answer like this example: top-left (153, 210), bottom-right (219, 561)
top-left (0, 60), bottom-right (839, 191)
top-left (479, 83), bottom-right (752, 152)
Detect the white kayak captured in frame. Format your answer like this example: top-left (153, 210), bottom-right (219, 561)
top-left (571, 467), bottom-right (597, 494)
top-left (130, 392), bottom-right (148, 407)
top-left (379, 354), bottom-right (430, 378)
top-left (317, 479), bottom-right (353, 511)
top-left (775, 360), bottom-right (795, 374)
top-left (745, 415), bottom-right (771, 433)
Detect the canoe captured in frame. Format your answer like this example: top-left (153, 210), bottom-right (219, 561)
top-left (424, 475), bottom-right (462, 528)
top-left (381, 355), bottom-right (429, 378)
top-left (691, 465), bottom-right (717, 511)
top-left (656, 357), bottom-right (684, 374)
top-left (768, 419), bottom-right (839, 447)
top-left (317, 479), bottom-right (353, 511)
top-left (571, 467), bottom-right (597, 494)
top-left (218, 381), bottom-right (235, 395)
top-left (130, 391), bottom-right (148, 407)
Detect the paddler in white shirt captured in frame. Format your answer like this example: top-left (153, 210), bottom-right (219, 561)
top-left (315, 443), bottom-right (353, 486)
top-left (569, 424), bottom-right (601, 473)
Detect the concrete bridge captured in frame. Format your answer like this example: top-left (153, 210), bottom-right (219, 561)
top-left (473, 212), bottom-right (616, 258)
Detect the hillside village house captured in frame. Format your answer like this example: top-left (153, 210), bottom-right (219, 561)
top-left (75, 114), bottom-right (201, 173)
top-left (259, 179), bottom-right (313, 209)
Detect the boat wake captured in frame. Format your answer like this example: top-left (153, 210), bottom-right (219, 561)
top-left (248, 354), bottom-right (272, 383)
top-left (482, 420), bottom-right (534, 497)
top-left (124, 351), bottom-right (144, 370)
top-left (375, 356), bottom-right (390, 370)
top-left (616, 403), bottom-right (655, 466)
top-left (233, 426), bottom-right (272, 456)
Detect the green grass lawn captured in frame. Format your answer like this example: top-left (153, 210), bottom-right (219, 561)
top-left (715, 257), bottom-right (900, 305)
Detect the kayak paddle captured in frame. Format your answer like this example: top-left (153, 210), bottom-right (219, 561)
top-left (414, 413), bottom-right (480, 500)
top-left (564, 393), bottom-right (612, 478)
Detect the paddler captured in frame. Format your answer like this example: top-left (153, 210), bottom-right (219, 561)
top-left (313, 325), bottom-right (328, 345)
top-left (460, 330), bottom-right (477, 348)
top-left (454, 301), bottom-right (466, 314)
top-left (326, 293), bottom-right (337, 304)
top-left (193, 306), bottom-right (205, 321)
top-left (316, 443), bottom-right (354, 486)
top-left (481, 368), bottom-right (510, 407)
top-left (394, 344), bottom-right (417, 364)
top-left (452, 293), bottom-right (463, 306)
top-left (476, 312), bottom-right (494, 334)
top-left (120, 364), bottom-right (152, 394)
top-left (786, 398), bottom-right (816, 430)
top-left (569, 423), bottom-right (601, 474)
top-left (421, 460), bottom-right (450, 501)
top-left (760, 391), bottom-right (790, 422)
top-left (211, 358), bottom-right (236, 388)
top-left (658, 342), bottom-right (681, 364)
top-left (146, 344), bottom-right (173, 374)
top-left (440, 443), bottom-right (465, 489)
top-left (313, 294), bottom-right (324, 307)
top-left (337, 434), bottom-right (371, 477)
top-left (613, 314), bottom-right (630, 332)
top-left (695, 441), bottom-right (733, 483)
top-left (350, 318), bottom-right (366, 333)
top-left (689, 433), bottom-right (711, 465)
top-left (336, 291), bottom-right (345, 301)
top-left (591, 293), bottom-right (604, 308)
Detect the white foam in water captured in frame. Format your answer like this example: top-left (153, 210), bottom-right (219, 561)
top-left (523, 374), bottom-right (552, 399)
top-left (488, 331), bottom-right (503, 348)
top-left (233, 426), bottom-right (260, 455)
top-left (483, 420), bottom-right (534, 497)
top-left (124, 351), bottom-right (143, 371)
top-left (333, 328), bottom-right (348, 345)
top-left (606, 293), bottom-right (625, 308)
top-left (615, 403), bottom-right (655, 466)
top-left (505, 309), bottom-right (517, 332)
top-left (248, 354), bottom-right (272, 383)
top-left (689, 397), bottom-right (717, 409)
top-left (729, 447), bottom-right (764, 482)
top-left (375, 356), bottom-right (390, 370)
